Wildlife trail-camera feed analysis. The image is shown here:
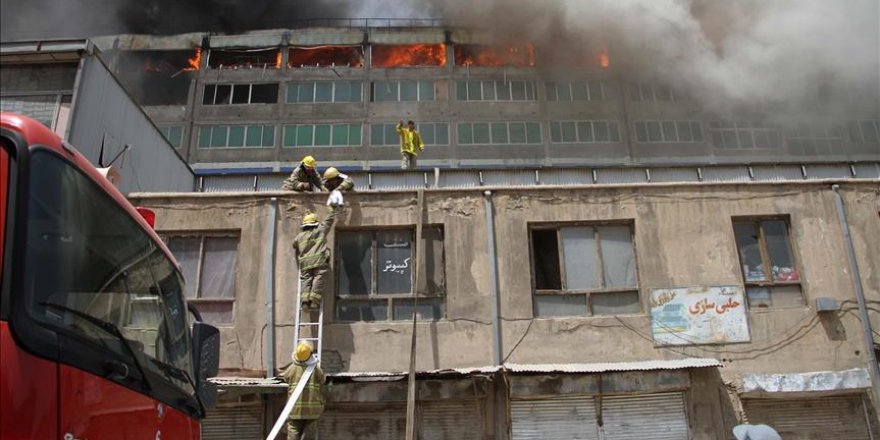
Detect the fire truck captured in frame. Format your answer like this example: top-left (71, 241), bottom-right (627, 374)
top-left (0, 113), bottom-right (219, 439)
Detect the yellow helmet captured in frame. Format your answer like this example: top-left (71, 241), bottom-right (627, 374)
top-left (302, 155), bottom-right (317, 169)
top-left (294, 341), bottom-right (313, 362)
top-left (323, 167), bottom-right (339, 180)
top-left (302, 213), bottom-right (319, 226)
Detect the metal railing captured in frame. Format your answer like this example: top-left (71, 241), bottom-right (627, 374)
top-left (263, 18), bottom-right (451, 29)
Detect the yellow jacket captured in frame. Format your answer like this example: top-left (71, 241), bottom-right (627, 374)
top-left (397, 123), bottom-right (424, 156)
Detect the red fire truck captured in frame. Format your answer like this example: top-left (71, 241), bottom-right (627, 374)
top-left (0, 113), bottom-right (219, 439)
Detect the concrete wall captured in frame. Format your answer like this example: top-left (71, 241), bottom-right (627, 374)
top-left (130, 180), bottom-right (880, 383)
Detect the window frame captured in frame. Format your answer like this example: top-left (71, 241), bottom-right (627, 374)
top-left (334, 226), bottom-right (446, 322)
top-left (203, 83), bottom-right (279, 105)
top-left (158, 125), bottom-right (185, 148)
top-left (629, 83), bottom-right (683, 102)
top-left (633, 120), bottom-right (704, 143)
top-left (282, 124), bottom-right (362, 148)
top-left (455, 80), bottom-right (537, 102)
top-left (458, 121), bottom-right (542, 145)
top-left (546, 80), bottom-right (606, 101)
top-left (286, 81), bottom-right (363, 103)
top-left (529, 221), bottom-right (641, 317)
top-left (197, 125), bottom-right (276, 149)
top-left (709, 121), bottom-right (781, 149)
top-left (550, 120), bottom-right (621, 144)
top-left (731, 216), bottom-right (806, 309)
top-left (371, 80), bottom-right (436, 102)
top-left (369, 122), bottom-right (450, 146)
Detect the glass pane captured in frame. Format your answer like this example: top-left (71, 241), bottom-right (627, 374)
top-left (262, 125), bottom-right (274, 146)
top-left (400, 82), bottom-right (418, 101)
top-left (561, 122), bottom-right (576, 143)
top-left (298, 83), bottom-right (315, 103)
top-left (691, 122), bottom-right (703, 141)
top-left (557, 83), bottom-right (572, 101)
top-left (466, 80), bottom-right (481, 100)
top-left (592, 291), bottom-right (640, 315)
top-left (350, 82), bottom-right (363, 102)
top-left (526, 123), bottom-right (541, 144)
top-left (336, 300), bottom-right (388, 322)
top-left (739, 130), bottom-right (755, 148)
top-left (723, 131), bottom-right (738, 148)
top-left (497, 82), bottom-right (511, 100)
top-left (436, 123), bottom-right (449, 144)
top-left (735, 223), bottom-right (766, 282)
top-left (334, 82), bottom-right (351, 102)
top-left (510, 123), bottom-right (527, 143)
top-left (771, 285), bottom-right (805, 307)
top-left (577, 122), bottom-right (593, 142)
top-left (594, 121), bottom-right (610, 142)
top-left (420, 124), bottom-right (436, 144)
top-left (371, 124), bottom-right (385, 146)
top-left (511, 82), bottom-right (526, 100)
top-left (332, 124), bottom-right (349, 146)
top-left (532, 229), bottom-right (561, 290)
top-left (228, 126), bottom-right (245, 147)
top-left (455, 81), bottom-right (468, 100)
top-left (349, 124), bottom-right (361, 146)
top-left (561, 227), bottom-right (599, 290)
top-left (231, 84), bottom-right (249, 104)
top-left (550, 122), bottom-right (562, 143)
top-left (297, 125), bottom-right (314, 147)
top-left (376, 231), bottom-right (413, 294)
top-left (419, 81), bottom-right (435, 100)
top-left (198, 127), bottom-right (211, 148)
top-left (763, 221), bottom-right (799, 281)
top-left (314, 125), bottom-right (331, 146)
top-left (609, 122), bottom-right (620, 142)
top-left (677, 121), bottom-right (693, 142)
top-left (284, 126), bottom-right (297, 147)
top-left (573, 83), bottom-right (588, 100)
top-left (192, 301), bottom-right (233, 325)
top-left (458, 123), bottom-right (473, 144)
top-left (598, 226), bottom-right (636, 288)
top-left (200, 237), bottom-right (237, 299)
top-left (588, 81), bottom-right (603, 100)
top-left (647, 122), bottom-right (662, 142)
top-left (337, 232), bottom-right (372, 295)
top-left (861, 121), bottom-right (879, 142)
top-left (473, 123), bottom-right (490, 144)
top-left (534, 295), bottom-right (587, 317)
top-left (374, 81), bottom-right (397, 101)
top-left (545, 82), bottom-right (557, 101)
top-left (479, 81), bottom-right (495, 100)
top-left (384, 124), bottom-right (397, 145)
top-left (491, 123), bottom-right (508, 144)
top-left (210, 126), bottom-right (228, 147)
top-left (635, 122), bottom-right (648, 143)
top-left (286, 83), bottom-right (299, 103)
top-left (315, 82), bottom-right (333, 102)
top-left (747, 287), bottom-right (772, 308)
top-left (393, 298), bottom-right (443, 321)
top-left (167, 237), bottom-right (200, 299)
top-left (661, 122), bottom-right (677, 141)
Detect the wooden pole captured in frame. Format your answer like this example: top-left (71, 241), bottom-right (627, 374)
top-left (405, 189), bottom-right (425, 440)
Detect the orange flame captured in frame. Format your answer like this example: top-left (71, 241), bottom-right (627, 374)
top-left (185, 48), bottom-right (202, 71)
top-left (289, 46), bottom-right (365, 68)
top-left (276, 51), bottom-right (283, 69)
top-left (599, 51), bottom-right (610, 68)
top-left (372, 44), bottom-right (446, 68)
top-left (455, 43), bottom-right (535, 67)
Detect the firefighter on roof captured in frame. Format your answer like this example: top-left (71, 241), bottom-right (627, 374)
top-left (322, 167), bottom-right (354, 192)
top-left (294, 205), bottom-right (340, 310)
top-left (282, 155), bottom-right (324, 192)
top-left (397, 120), bottom-right (424, 170)
top-left (284, 342), bottom-right (325, 440)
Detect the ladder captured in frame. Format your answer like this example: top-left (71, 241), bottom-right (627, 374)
top-left (292, 268), bottom-right (324, 362)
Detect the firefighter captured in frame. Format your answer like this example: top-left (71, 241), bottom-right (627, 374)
top-left (396, 120), bottom-right (424, 170)
top-left (282, 155), bottom-right (324, 192)
top-left (322, 167), bottom-right (354, 192)
top-left (284, 342), bottom-right (325, 440)
top-left (294, 205), bottom-right (340, 310)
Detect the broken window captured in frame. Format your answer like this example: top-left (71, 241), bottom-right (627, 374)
top-left (531, 224), bottom-right (640, 317)
top-left (207, 48), bottom-right (281, 69)
top-left (335, 227), bottom-right (445, 322)
top-left (115, 50), bottom-right (194, 105)
top-left (370, 123), bottom-right (449, 146)
top-left (454, 44), bottom-right (535, 67)
top-left (371, 44), bottom-right (446, 67)
top-left (165, 235), bottom-right (239, 324)
top-left (282, 124), bottom-right (361, 147)
top-left (634, 121), bottom-right (703, 143)
top-left (733, 218), bottom-right (804, 309)
top-left (458, 122), bottom-right (541, 145)
top-left (203, 83), bottom-right (279, 105)
top-left (289, 46), bottom-right (364, 68)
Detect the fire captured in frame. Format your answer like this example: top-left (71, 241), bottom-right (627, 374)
top-left (600, 50), bottom-right (610, 68)
top-left (276, 51), bottom-right (283, 69)
top-left (289, 46), bottom-right (365, 68)
top-left (454, 43), bottom-right (535, 67)
top-left (372, 44), bottom-right (446, 68)
top-left (185, 48), bottom-right (202, 71)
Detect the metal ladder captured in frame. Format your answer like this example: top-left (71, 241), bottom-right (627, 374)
top-left (292, 269), bottom-right (324, 363)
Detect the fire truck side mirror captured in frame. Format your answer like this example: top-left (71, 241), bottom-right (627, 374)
top-left (191, 321), bottom-right (220, 411)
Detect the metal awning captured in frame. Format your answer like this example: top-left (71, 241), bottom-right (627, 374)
top-left (741, 368), bottom-right (870, 397)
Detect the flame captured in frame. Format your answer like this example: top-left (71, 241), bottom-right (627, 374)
top-left (289, 46), bottom-right (365, 68)
top-left (372, 44), bottom-right (446, 67)
top-left (455, 43), bottom-right (535, 67)
top-left (599, 51), bottom-right (610, 68)
top-left (185, 48), bottom-right (202, 71)
top-left (276, 51), bottom-right (283, 69)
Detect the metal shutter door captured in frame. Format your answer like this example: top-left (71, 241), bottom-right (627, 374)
top-left (201, 403), bottom-right (263, 440)
top-left (743, 395), bottom-right (871, 440)
top-left (510, 396), bottom-right (600, 440)
top-left (420, 400), bottom-right (483, 440)
top-left (318, 406), bottom-right (405, 440)
top-left (601, 393), bottom-right (688, 440)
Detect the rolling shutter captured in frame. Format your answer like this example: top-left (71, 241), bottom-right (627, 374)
top-left (601, 393), bottom-right (688, 440)
top-left (201, 402), bottom-right (263, 440)
top-left (743, 395), bottom-right (872, 440)
top-left (510, 396), bottom-right (600, 440)
top-left (318, 406), bottom-right (405, 440)
top-left (420, 400), bottom-right (484, 440)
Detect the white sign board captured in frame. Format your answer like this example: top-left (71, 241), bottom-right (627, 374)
top-left (650, 286), bottom-right (749, 346)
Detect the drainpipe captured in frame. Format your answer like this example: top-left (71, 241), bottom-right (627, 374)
top-left (265, 197), bottom-right (278, 378)
top-left (483, 190), bottom-right (506, 440)
top-left (831, 184), bottom-right (880, 405)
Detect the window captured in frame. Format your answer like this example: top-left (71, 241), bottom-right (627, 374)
top-left (202, 83), bottom-right (278, 105)
top-left (847, 120), bottom-right (880, 144)
top-left (458, 122), bottom-right (542, 145)
top-left (545, 81), bottom-right (607, 101)
top-left (159, 125), bottom-right (184, 148)
top-left (784, 122), bottom-right (845, 155)
top-left (0, 94), bottom-right (72, 135)
top-left (372, 81), bottom-right (436, 102)
top-left (709, 121), bottom-right (780, 149)
top-left (455, 80), bottom-right (537, 101)
top-left (629, 83), bottom-right (685, 102)
top-left (286, 81), bottom-right (363, 103)
top-left (370, 123), bottom-right (450, 146)
top-left (530, 224), bottom-right (640, 317)
top-left (335, 227), bottom-right (445, 322)
top-left (733, 218), bottom-right (804, 309)
top-left (165, 235), bottom-right (239, 324)
top-left (550, 121), bottom-right (621, 143)
top-left (634, 121), bottom-right (703, 143)
top-left (283, 124), bottom-right (362, 147)
top-left (197, 125), bottom-right (275, 148)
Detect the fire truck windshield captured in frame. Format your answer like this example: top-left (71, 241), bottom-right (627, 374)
top-left (20, 149), bottom-right (195, 399)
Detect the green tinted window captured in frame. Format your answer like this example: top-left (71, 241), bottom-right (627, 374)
top-left (314, 125), bottom-right (331, 146)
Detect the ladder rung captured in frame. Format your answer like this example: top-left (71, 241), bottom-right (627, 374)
top-left (299, 322), bottom-right (321, 326)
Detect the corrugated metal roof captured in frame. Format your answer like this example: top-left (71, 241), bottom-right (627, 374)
top-left (209, 377), bottom-right (286, 387)
top-left (502, 358), bottom-right (721, 373)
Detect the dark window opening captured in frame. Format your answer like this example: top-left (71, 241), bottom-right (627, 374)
top-left (532, 229), bottom-right (561, 290)
top-left (208, 48), bottom-right (280, 69)
top-left (289, 46), bottom-right (364, 68)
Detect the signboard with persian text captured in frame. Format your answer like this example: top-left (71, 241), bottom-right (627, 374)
top-left (650, 285), bottom-right (750, 346)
